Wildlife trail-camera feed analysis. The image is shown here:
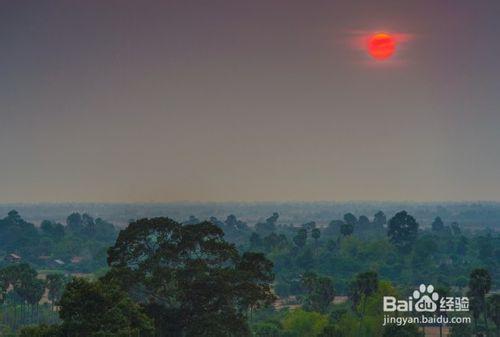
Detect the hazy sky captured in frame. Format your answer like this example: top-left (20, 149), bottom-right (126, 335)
top-left (1, 1), bottom-right (500, 203)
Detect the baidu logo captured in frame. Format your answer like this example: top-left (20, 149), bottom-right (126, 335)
top-left (413, 284), bottom-right (439, 312)
top-left (383, 284), bottom-right (469, 313)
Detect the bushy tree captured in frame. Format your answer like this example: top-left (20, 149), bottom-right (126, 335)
top-left (19, 325), bottom-right (62, 337)
top-left (348, 271), bottom-right (378, 312)
top-left (282, 309), bottom-right (329, 337)
top-left (0, 210), bottom-right (39, 257)
top-left (387, 211), bottom-right (419, 251)
top-left (312, 228), bottom-right (321, 244)
top-left (46, 274), bottom-right (67, 309)
top-left (256, 213), bottom-right (280, 235)
top-left (343, 213), bottom-right (357, 226)
top-left (293, 228), bottom-right (308, 248)
top-left (301, 272), bottom-right (335, 313)
top-left (66, 213), bottom-right (83, 233)
top-left (57, 278), bottom-right (152, 337)
top-left (40, 220), bottom-right (65, 240)
top-left (373, 211), bottom-right (387, 228)
top-left (340, 223), bottom-right (354, 237)
top-left (106, 217), bottom-right (275, 337)
top-left (431, 216), bottom-right (445, 232)
top-left (250, 232), bottom-right (263, 249)
top-left (357, 216), bottom-right (370, 230)
top-left (318, 325), bottom-right (345, 337)
top-left (382, 324), bottom-right (423, 337)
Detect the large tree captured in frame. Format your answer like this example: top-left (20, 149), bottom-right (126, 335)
top-left (255, 213), bottom-right (279, 235)
top-left (387, 211), bottom-right (419, 251)
top-left (0, 263), bottom-right (44, 324)
top-left (343, 213), bottom-right (358, 226)
top-left (46, 274), bottom-right (67, 310)
top-left (431, 216), bottom-right (445, 232)
top-left (373, 211), bottom-right (387, 228)
top-left (106, 217), bottom-right (275, 337)
top-left (301, 272), bottom-right (335, 313)
top-left (311, 228), bottom-right (321, 244)
top-left (469, 268), bottom-right (492, 333)
top-left (349, 271), bottom-right (379, 337)
top-left (20, 278), bottom-right (153, 337)
top-left (293, 228), bottom-right (308, 248)
top-left (340, 223), bottom-right (354, 237)
top-left (357, 216), bottom-right (370, 231)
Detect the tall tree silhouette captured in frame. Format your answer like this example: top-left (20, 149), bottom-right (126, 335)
top-left (387, 211), bottom-right (419, 251)
top-left (469, 268), bottom-right (492, 334)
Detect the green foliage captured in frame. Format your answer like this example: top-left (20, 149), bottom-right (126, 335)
top-left (382, 324), bottom-right (423, 337)
top-left (255, 213), bottom-right (280, 236)
top-left (46, 274), bottom-right (67, 306)
top-left (19, 324), bottom-right (62, 337)
top-left (387, 211), bottom-right (419, 251)
top-left (348, 271), bottom-right (378, 310)
top-left (469, 268), bottom-right (492, 299)
top-left (301, 273), bottom-right (335, 313)
top-left (106, 217), bottom-right (275, 336)
top-left (318, 325), bottom-right (345, 337)
top-left (486, 294), bottom-right (500, 332)
top-left (449, 323), bottom-right (473, 337)
top-left (0, 211), bottom-right (39, 259)
top-left (2, 208), bottom-right (500, 336)
top-left (40, 221), bottom-right (65, 241)
top-left (431, 216), bottom-right (445, 232)
top-left (1, 263), bottom-right (44, 306)
top-left (253, 321), bottom-right (285, 337)
top-left (312, 228), bottom-right (321, 243)
top-left (373, 211), bottom-right (387, 228)
top-left (0, 210), bottom-right (117, 273)
top-left (343, 214), bottom-right (357, 226)
top-left (57, 278), bottom-right (153, 337)
top-left (293, 229), bottom-right (308, 248)
top-left (282, 309), bottom-right (329, 337)
top-left (340, 223), bottom-right (353, 237)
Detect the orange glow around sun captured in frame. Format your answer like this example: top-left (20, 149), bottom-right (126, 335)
top-left (367, 33), bottom-right (396, 60)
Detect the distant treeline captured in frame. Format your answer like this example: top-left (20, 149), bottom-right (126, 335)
top-left (2, 201), bottom-right (500, 230)
top-left (0, 210), bottom-right (117, 272)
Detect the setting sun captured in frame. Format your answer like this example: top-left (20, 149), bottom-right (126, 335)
top-left (367, 32), bottom-right (396, 60)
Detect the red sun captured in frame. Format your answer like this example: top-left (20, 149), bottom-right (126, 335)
top-left (367, 33), bottom-right (396, 60)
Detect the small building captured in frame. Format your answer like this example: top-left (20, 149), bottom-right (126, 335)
top-left (332, 296), bottom-right (349, 305)
top-left (71, 256), bottom-right (84, 264)
top-left (53, 259), bottom-right (65, 266)
top-left (4, 253), bottom-right (21, 263)
top-left (421, 326), bottom-right (450, 337)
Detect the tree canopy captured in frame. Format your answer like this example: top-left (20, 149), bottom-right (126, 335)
top-left (106, 217), bottom-right (275, 336)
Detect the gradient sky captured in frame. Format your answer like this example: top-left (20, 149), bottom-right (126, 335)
top-left (1, 0), bottom-right (500, 203)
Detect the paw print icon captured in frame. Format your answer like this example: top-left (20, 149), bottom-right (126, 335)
top-left (413, 284), bottom-right (439, 312)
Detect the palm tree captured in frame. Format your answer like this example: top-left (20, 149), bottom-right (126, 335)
top-left (350, 271), bottom-right (378, 337)
top-left (46, 274), bottom-right (66, 311)
top-left (340, 223), bottom-right (354, 238)
top-left (487, 294), bottom-right (500, 337)
top-left (469, 268), bottom-right (492, 334)
top-left (468, 290), bottom-right (482, 335)
top-left (312, 228), bottom-right (321, 245)
top-left (435, 287), bottom-right (450, 337)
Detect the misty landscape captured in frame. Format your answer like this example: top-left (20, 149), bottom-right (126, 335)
top-left (0, 203), bottom-right (498, 336)
top-left (2, 1), bottom-right (500, 336)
